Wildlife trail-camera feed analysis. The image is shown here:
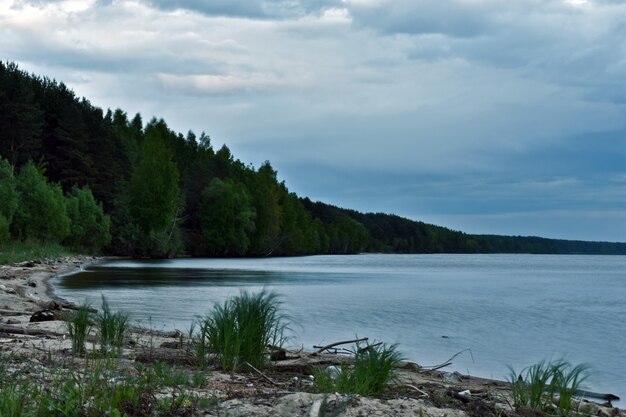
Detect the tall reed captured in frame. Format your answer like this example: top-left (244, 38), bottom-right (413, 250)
top-left (196, 290), bottom-right (289, 371)
top-left (97, 295), bottom-right (129, 352)
top-left (65, 303), bottom-right (93, 354)
top-left (314, 342), bottom-right (403, 396)
top-left (508, 359), bottom-right (589, 416)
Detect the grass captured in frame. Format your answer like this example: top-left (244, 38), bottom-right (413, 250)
top-left (65, 303), bottom-right (93, 354)
top-left (0, 351), bottom-right (216, 417)
top-left (508, 359), bottom-right (589, 416)
top-left (196, 289), bottom-right (289, 372)
top-left (0, 240), bottom-right (71, 265)
top-left (97, 295), bottom-right (129, 352)
top-left (314, 341), bottom-right (403, 396)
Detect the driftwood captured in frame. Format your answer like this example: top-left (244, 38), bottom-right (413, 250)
top-left (134, 348), bottom-right (198, 366)
top-left (245, 362), bottom-right (283, 386)
top-left (312, 337), bottom-right (369, 355)
top-left (0, 309), bottom-right (32, 316)
top-left (0, 324), bottom-right (65, 337)
top-left (422, 348), bottom-right (473, 371)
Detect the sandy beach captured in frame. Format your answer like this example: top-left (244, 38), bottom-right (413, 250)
top-left (0, 256), bottom-right (623, 417)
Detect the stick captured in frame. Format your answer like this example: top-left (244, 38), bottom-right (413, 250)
top-left (422, 348), bottom-right (473, 370)
top-left (405, 384), bottom-right (429, 397)
top-left (312, 337), bottom-right (369, 354)
top-left (244, 362), bottom-right (283, 386)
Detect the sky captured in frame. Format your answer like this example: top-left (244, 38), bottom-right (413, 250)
top-left (1, 0), bottom-right (625, 242)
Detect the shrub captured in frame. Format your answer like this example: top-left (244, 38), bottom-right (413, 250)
top-left (197, 290), bottom-right (288, 372)
top-left (314, 342), bottom-right (403, 396)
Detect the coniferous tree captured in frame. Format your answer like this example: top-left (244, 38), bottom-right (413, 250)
top-left (0, 159), bottom-right (18, 241)
top-left (199, 178), bottom-right (256, 256)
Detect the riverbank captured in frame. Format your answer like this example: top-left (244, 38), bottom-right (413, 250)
top-left (0, 256), bottom-right (623, 416)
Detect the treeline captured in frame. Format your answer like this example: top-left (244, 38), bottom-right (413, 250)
top-left (1, 61), bottom-right (625, 257)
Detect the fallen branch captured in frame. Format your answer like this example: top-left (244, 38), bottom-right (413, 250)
top-left (0, 309), bottom-right (32, 316)
top-left (405, 384), bottom-right (429, 397)
top-left (422, 348), bottom-right (473, 370)
top-left (312, 337), bottom-right (368, 355)
top-left (0, 324), bottom-right (65, 337)
top-left (245, 362), bottom-right (283, 386)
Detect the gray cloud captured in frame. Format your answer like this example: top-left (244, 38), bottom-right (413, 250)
top-left (1, 0), bottom-right (626, 240)
top-left (144, 0), bottom-right (341, 19)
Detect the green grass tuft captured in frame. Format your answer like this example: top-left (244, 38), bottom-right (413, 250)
top-left (508, 359), bottom-right (589, 416)
top-left (196, 289), bottom-right (289, 372)
top-left (65, 303), bottom-right (93, 354)
top-left (97, 295), bottom-right (129, 352)
top-left (314, 341), bottom-right (403, 396)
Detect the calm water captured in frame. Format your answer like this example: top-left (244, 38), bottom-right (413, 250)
top-left (54, 254), bottom-right (626, 401)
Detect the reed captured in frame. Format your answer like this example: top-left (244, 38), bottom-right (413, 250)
top-left (97, 295), bottom-right (129, 352)
top-left (314, 342), bottom-right (403, 396)
top-left (196, 289), bottom-right (289, 371)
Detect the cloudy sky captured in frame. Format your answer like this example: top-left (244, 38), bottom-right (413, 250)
top-left (1, 0), bottom-right (625, 242)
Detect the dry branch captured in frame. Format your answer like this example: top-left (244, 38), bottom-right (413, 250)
top-left (0, 324), bottom-right (65, 337)
top-left (312, 337), bottom-right (369, 355)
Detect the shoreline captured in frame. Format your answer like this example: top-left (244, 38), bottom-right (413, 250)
top-left (1, 256), bottom-right (624, 416)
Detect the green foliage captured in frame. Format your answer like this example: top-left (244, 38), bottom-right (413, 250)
top-left (128, 120), bottom-right (180, 234)
top-left (197, 290), bottom-right (288, 372)
top-left (508, 359), bottom-right (589, 416)
top-left (199, 178), bottom-right (256, 256)
top-left (65, 303), bottom-right (93, 354)
top-left (125, 120), bottom-right (182, 257)
top-left (314, 342), bottom-right (403, 396)
top-left (0, 240), bottom-right (70, 265)
top-left (97, 296), bottom-right (129, 352)
top-left (11, 162), bottom-right (70, 243)
top-left (0, 159), bottom-right (18, 242)
top-left (64, 186), bottom-right (111, 252)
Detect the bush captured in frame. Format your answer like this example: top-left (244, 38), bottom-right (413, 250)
top-left (196, 290), bottom-right (288, 372)
top-left (314, 342), bottom-right (403, 396)
top-left (508, 359), bottom-right (589, 416)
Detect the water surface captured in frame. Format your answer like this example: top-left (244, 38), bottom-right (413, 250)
top-left (54, 254), bottom-right (626, 401)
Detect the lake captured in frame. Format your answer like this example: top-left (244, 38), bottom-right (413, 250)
top-left (53, 254), bottom-right (626, 401)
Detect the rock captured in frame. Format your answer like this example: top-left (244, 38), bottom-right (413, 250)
top-left (160, 341), bottom-right (180, 349)
top-left (30, 309), bottom-right (57, 323)
top-left (28, 281), bottom-right (37, 288)
top-left (6, 318), bottom-right (20, 325)
top-left (517, 406), bottom-right (546, 417)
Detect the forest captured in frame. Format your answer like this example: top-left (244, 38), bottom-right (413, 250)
top-left (2, 61), bottom-right (625, 257)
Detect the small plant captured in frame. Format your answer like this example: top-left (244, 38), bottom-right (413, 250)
top-left (65, 303), bottom-right (93, 354)
top-left (197, 289), bottom-right (289, 372)
top-left (97, 295), bottom-right (129, 352)
top-left (508, 359), bottom-right (589, 416)
top-left (314, 341), bottom-right (403, 396)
